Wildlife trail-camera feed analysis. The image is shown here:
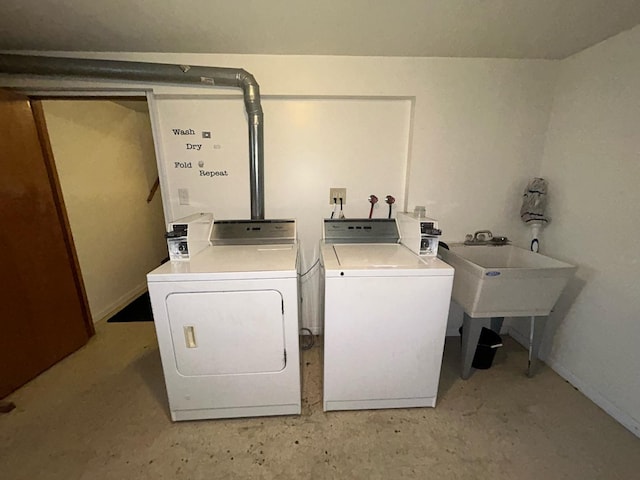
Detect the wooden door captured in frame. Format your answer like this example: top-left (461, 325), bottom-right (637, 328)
top-left (0, 90), bottom-right (93, 398)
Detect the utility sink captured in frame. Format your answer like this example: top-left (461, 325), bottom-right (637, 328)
top-left (439, 244), bottom-right (576, 318)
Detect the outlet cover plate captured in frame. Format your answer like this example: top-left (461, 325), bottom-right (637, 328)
top-left (329, 188), bottom-right (347, 205)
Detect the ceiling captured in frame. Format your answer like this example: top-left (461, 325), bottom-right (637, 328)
top-left (2, 0), bottom-right (639, 60)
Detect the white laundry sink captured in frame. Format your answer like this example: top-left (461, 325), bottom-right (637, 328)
top-left (439, 244), bottom-right (575, 318)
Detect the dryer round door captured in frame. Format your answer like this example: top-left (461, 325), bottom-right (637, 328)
top-left (166, 289), bottom-right (286, 376)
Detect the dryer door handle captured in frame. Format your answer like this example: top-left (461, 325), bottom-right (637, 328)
top-left (184, 326), bottom-right (197, 348)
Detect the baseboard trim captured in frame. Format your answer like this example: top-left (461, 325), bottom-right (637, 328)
top-left (93, 283), bottom-right (148, 325)
top-left (508, 327), bottom-right (640, 438)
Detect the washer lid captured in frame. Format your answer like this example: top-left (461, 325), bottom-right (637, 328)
top-left (148, 244), bottom-right (298, 282)
top-left (323, 243), bottom-right (453, 277)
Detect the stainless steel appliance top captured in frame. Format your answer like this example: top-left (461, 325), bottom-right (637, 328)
top-left (323, 218), bottom-right (400, 244)
top-left (210, 219), bottom-right (296, 245)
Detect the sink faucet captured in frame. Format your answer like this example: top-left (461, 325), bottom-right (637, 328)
top-left (464, 230), bottom-right (494, 245)
top-left (473, 230), bottom-right (493, 242)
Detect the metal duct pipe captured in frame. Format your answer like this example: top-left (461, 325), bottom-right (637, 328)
top-left (0, 54), bottom-right (265, 220)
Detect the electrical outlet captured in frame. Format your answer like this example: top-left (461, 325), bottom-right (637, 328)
top-left (178, 188), bottom-right (190, 205)
top-left (329, 188), bottom-right (347, 205)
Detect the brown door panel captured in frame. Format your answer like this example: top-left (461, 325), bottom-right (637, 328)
top-left (0, 90), bottom-right (92, 397)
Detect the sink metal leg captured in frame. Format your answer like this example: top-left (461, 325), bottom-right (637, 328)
top-left (461, 313), bottom-right (484, 379)
top-left (527, 315), bottom-right (548, 377)
top-left (490, 316), bottom-right (504, 334)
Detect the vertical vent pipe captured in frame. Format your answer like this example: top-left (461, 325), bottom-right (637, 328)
top-left (0, 54), bottom-right (265, 220)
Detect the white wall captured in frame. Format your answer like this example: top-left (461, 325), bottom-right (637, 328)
top-left (42, 100), bottom-right (168, 322)
top-left (152, 96), bottom-right (411, 222)
top-left (527, 25), bottom-right (640, 436)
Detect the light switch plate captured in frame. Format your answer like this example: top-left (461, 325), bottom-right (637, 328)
top-left (178, 188), bottom-right (190, 205)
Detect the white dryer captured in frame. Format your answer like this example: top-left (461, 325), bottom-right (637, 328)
top-left (147, 220), bottom-right (301, 421)
top-left (320, 219), bottom-right (454, 411)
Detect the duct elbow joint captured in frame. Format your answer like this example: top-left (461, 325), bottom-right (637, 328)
top-left (236, 69), bottom-right (257, 88)
top-left (237, 70), bottom-right (263, 117)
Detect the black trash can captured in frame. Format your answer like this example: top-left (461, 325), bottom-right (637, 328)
top-left (459, 326), bottom-right (503, 369)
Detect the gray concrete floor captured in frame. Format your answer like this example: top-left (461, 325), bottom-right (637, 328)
top-left (1, 322), bottom-right (639, 480)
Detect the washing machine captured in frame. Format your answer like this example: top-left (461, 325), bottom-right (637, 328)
top-left (147, 219), bottom-right (301, 421)
top-left (320, 218), bottom-right (454, 411)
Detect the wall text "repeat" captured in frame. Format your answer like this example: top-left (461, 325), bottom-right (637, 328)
top-left (199, 170), bottom-right (229, 177)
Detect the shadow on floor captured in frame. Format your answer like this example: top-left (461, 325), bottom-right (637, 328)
top-left (107, 292), bottom-right (153, 323)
